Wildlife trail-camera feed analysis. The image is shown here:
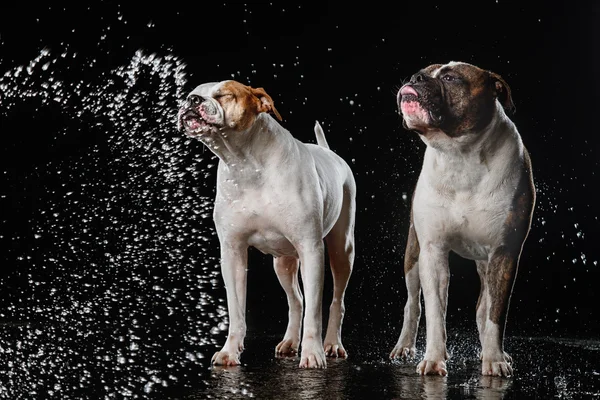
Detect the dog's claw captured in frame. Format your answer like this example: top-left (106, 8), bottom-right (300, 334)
top-left (299, 353), bottom-right (327, 369)
top-left (482, 352), bottom-right (513, 377)
top-left (482, 361), bottom-right (513, 377)
top-left (299, 340), bottom-right (327, 368)
top-left (324, 343), bottom-right (348, 358)
top-left (390, 346), bottom-right (416, 360)
top-left (211, 351), bottom-right (241, 367)
top-left (416, 359), bottom-right (448, 376)
top-left (275, 338), bottom-right (299, 356)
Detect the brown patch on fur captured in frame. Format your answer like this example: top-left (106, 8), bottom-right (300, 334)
top-left (488, 72), bottom-right (515, 113)
top-left (217, 81), bottom-right (282, 131)
top-left (488, 250), bottom-right (516, 324)
top-left (404, 218), bottom-right (420, 274)
top-left (404, 194), bottom-right (420, 274)
top-left (444, 62), bottom-right (485, 80)
top-left (422, 63), bottom-right (444, 75)
top-left (475, 261), bottom-right (486, 313)
top-left (503, 149), bottom-right (535, 241)
top-left (452, 64), bottom-right (497, 134)
top-left (479, 149), bottom-right (489, 170)
top-left (488, 148), bottom-right (535, 325)
top-left (217, 81), bottom-right (260, 131)
top-left (415, 62), bottom-right (506, 136)
top-left (456, 64), bottom-right (514, 114)
top-left (248, 87), bottom-right (282, 121)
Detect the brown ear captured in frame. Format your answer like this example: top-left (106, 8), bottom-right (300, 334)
top-left (249, 86), bottom-right (283, 121)
top-left (489, 71), bottom-right (515, 114)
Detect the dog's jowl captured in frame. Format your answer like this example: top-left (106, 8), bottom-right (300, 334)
top-left (178, 80), bottom-right (356, 369)
top-left (390, 62), bottom-right (535, 377)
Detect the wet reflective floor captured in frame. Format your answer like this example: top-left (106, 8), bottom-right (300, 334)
top-left (173, 330), bottom-right (600, 399)
top-left (2, 320), bottom-right (599, 399)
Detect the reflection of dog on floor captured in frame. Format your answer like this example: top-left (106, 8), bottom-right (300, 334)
top-left (390, 62), bottom-right (536, 376)
top-left (178, 80), bottom-right (356, 369)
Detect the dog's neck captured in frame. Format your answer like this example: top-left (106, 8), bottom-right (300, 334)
top-left (421, 104), bottom-right (523, 189)
top-left (423, 103), bottom-right (519, 160)
top-left (200, 113), bottom-right (295, 174)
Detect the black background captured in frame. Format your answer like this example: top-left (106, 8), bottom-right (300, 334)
top-left (1, 0), bottom-right (599, 347)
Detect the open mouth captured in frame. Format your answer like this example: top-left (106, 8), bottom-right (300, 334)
top-left (399, 86), bottom-right (425, 116)
top-left (398, 85), bottom-right (423, 115)
top-left (181, 110), bottom-right (217, 135)
top-left (398, 84), bottom-right (444, 126)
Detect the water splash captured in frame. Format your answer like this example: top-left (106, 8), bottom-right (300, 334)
top-left (0, 49), bottom-right (225, 398)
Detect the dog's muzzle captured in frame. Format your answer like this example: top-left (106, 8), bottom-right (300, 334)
top-left (399, 80), bottom-right (445, 128)
top-left (200, 99), bottom-right (218, 116)
top-left (177, 95), bottom-right (222, 134)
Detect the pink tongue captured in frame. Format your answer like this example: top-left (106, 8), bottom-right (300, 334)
top-left (400, 85), bottom-right (418, 97)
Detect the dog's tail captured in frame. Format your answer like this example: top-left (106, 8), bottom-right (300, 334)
top-left (314, 121), bottom-right (330, 149)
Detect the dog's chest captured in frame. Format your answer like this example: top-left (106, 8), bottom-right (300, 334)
top-left (413, 153), bottom-right (516, 259)
top-left (214, 188), bottom-right (298, 257)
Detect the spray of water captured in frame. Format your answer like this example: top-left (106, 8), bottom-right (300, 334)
top-left (0, 49), bottom-right (226, 398)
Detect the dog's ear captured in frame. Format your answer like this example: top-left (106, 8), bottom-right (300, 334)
top-left (249, 87), bottom-right (283, 121)
top-left (489, 71), bottom-right (515, 114)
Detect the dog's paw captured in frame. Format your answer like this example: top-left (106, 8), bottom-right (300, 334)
top-left (481, 352), bottom-right (513, 377)
top-left (324, 342), bottom-right (348, 358)
top-left (416, 359), bottom-right (448, 376)
top-left (275, 338), bottom-right (299, 356)
top-left (211, 351), bottom-right (241, 366)
top-left (390, 345), bottom-right (416, 360)
top-left (299, 351), bottom-right (327, 368)
top-left (478, 349), bottom-right (512, 362)
top-left (299, 340), bottom-right (327, 368)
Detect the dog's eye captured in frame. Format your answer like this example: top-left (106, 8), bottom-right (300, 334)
top-left (442, 75), bottom-right (457, 82)
top-left (215, 93), bottom-right (234, 100)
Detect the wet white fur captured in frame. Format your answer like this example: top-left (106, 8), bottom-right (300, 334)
top-left (188, 81), bottom-right (356, 369)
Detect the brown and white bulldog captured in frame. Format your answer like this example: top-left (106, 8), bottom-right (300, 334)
top-left (177, 80), bottom-right (356, 369)
top-left (390, 61), bottom-right (536, 377)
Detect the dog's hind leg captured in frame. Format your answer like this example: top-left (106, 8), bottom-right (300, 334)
top-left (475, 259), bottom-right (489, 359)
top-left (323, 181), bottom-right (356, 358)
top-left (477, 259), bottom-right (513, 371)
top-left (390, 213), bottom-right (422, 360)
top-left (478, 250), bottom-right (517, 377)
top-left (479, 154), bottom-right (535, 377)
top-left (273, 255), bottom-right (303, 356)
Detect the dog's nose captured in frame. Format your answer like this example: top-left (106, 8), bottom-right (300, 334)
top-left (188, 94), bottom-right (204, 105)
top-left (410, 72), bottom-right (425, 84)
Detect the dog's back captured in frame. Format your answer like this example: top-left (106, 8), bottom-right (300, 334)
top-left (300, 122), bottom-right (355, 237)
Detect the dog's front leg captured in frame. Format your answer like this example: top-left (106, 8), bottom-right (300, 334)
top-left (391, 217), bottom-right (421, 360)
top-left (211, 244), bottom-right (248, 366)
top-left (297, 239), bottom-right (327, 368)
top-left (417, 243), bottom-right (450, 376)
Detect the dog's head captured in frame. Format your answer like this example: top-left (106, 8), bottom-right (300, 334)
top-left (398, 61), bottom-right (514, 138)
top-left (177, 80), bottom-right (282, 138)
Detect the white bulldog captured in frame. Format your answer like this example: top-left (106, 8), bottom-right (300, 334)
top-left (177, 80), bottom-right (356, 369)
